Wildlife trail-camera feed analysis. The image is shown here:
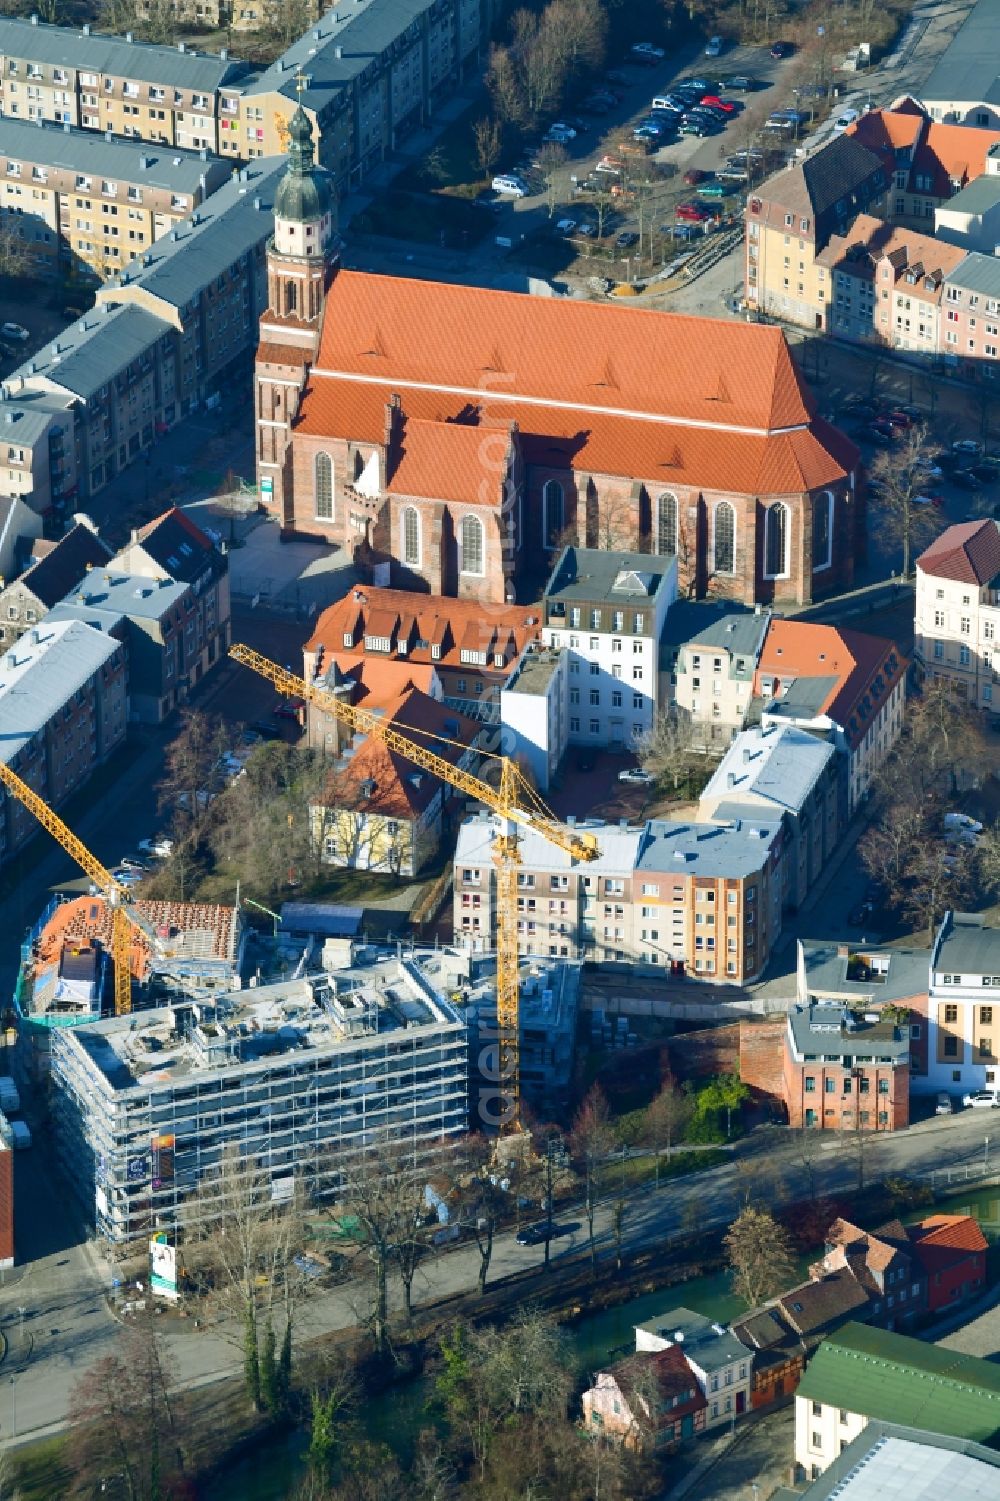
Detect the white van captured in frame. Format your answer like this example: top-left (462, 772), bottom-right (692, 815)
top-left (492, 174), bottom-right (528, 197)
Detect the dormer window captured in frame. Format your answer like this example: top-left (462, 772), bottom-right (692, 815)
top-left (431, 643), bottom-right (441, 661)
top-left (494, 653), bottom-right (505, 668)
top-left (364, 635), bottom-right (391, 652)
top-left (343, 632), bottom-right (353, 648)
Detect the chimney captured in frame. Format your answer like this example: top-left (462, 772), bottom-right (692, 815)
top-left (82, 20), bottom-right (90, 31)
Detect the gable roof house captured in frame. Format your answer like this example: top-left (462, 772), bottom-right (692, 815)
top-left (310, 687), bottom-right (484, 878)
top-left (0, 520), bottom-right (111, 648)
top-left (582, 1346), bottom-right (709, 1451)
top-left (744, 134), bottom-right (889, 327)
top-left (847, 104), bottom-right (1000, 225)
top-left (914, 518), bottom-right (1000, 708)
top-left (634, 1305), bottom-right (753, 1428)
top-left (816, 214), bottom-right (966, 350)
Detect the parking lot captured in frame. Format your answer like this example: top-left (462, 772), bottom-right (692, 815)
top-left (480, 33), bottom-right (839, 288)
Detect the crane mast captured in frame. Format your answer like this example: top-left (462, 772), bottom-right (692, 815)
top-left (0, 761), bottom-right (151, 1015)
top-left (228, 643), bottom-right (598, 1128)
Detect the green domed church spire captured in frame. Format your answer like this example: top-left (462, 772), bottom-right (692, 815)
top-left (274, 72), bottom-right (333, 226)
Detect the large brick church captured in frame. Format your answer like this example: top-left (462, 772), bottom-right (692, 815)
top-left (255, 121), bottom-right (862, 607)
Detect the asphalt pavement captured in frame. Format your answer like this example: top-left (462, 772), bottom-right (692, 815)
top-left (1, 1103), bottom-right (995, 1445)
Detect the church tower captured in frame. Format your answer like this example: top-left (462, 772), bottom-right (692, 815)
top-left (255, 77), bottom-right (335, 531)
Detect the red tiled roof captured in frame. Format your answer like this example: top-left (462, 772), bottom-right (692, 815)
top-left (257, 342), bottom-right (313, 366)
top-left (917, 519), bottom-right (1000, 585)
top-left (389, 416), bottom-right (510, 506)
top-left (306, 270), bottom-right (814, 433)
top-left (816, 213), bottom-right (965, 288)
top-left (608, 1347), bottom-right (708, 1419)
top-left (318, 686), bottom-right (480, 819)
top-left (306, 587), bottom-right (542, 677)
top-left (35, 894), bottom-right (239, 982)
top-left (320, 654), bottom-right (437, 705)
top-left (848, 108), bottom-right (1000, 198)
top-left (910, 1214), bottom-right (989, 1256)
top-left (756, 619), bottom-right (907, 750)
top-left (297, 378), bottom-right (855, 498)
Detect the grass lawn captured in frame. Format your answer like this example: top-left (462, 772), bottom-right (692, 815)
top-left (614, 1147), bottom-right (729, 1190)
top-left (394, 102), bottom-right (490, 198)
top-left (11, 1436), bottom-right (74, 1501)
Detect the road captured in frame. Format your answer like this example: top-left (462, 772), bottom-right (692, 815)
top-left (1, 1104), bottom-right (994, 1445)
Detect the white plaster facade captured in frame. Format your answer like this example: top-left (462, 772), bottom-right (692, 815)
top-left (794, 1394), bottom-right (867, 1479)
top-left (915, 551), bottom-right (1000, 709)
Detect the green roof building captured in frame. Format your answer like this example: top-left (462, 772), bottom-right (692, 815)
top-left (795, 1322), bottom-right (1000, 1481)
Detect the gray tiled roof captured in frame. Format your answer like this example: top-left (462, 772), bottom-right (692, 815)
top-left (0, 119), bottom-right (225, 195)
top-left (660, 598), bottom-right (756, 652)
top-left (544, 546), bottom-right (676, 604)
top-left (801, 135), bottom-right (887, 217)
top-left (763, 674), bottom-right (840, 718)
top-left (14, 303), bottom-right (171, 400)
top-left (946, 250), bottom-right (1000, 298)
top-left (15, 522), bottom-right (112, 607)
top-left (635, 1306), bottom-right (749, 1372)
top-left (921, 0), bottom-right (1000, 108)
top-left (933, 911), bottom-right (1000, 975)
top-left (108, 157), bottom-right (284, 310)
top-left (939, 175), bottom-right (1000, 214)
top-left (702, 723), bottom-right (835, 815)
top-left (241, 0), bottom-right (440, 108)
top-left (0, 391), bottom-right (70, 445)
top-left (680, 610), bottom-right (770, 658)
top-left (788, 1002), bottom-right (911, 1061)
top-left (0, 15), bottom-right (247, 91)
top-left (0, 618), bottom-right (120, 763)
top-left (799, 939), bottom-right (930, 1003)
top-left (47, 569), bottom-right (187, 627)
top-left (635, 816), bottom-right (780, 878)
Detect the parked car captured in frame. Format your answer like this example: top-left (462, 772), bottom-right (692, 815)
top-left (963, 1090), bottom-right (1000, 1109)
top-left (972, 462), bottom-right (1000, 484)
top-left (492, 174), bottom-right (529, 197)
top-left (251, 720), bottom-right (285, 740)
top-left (118, 855), bottom-right (150, 873)
top-left (944, 811), bottom-right (983, 842)
top-left (911, 494), bottom-right (944, 508)
top-left (833, 107), bottom-right (860, 132)
top-left (515, 1225), bottom-right (547, 1246)
top-left (630, 41), bottom-right (665, 62)
top-left (619, 767), bottom-right (654, 785)
top-left (705, 34), bottom-right (723, 55)
top-left (723, 75), bottom-right (757, 91)
top-left (953, 438), bottom-right (984, 455)
top-left (769, 39), bottom-right (792, 57)
top-left (0, 322), bottom-right (28, 342)
top-left (111, 866), bottom-right (144, 889)
top-left (582, 97), bottom-right (610, 115)
top-left (698, 181), bottom-right (736, 197)
top-left (138, 837), bottom-right (173, 858)
top-left (848, 900), bottom-right (874, 927)
top-left (576, 222), bottom-right (598, 236)
top-left (679, 120), bottom-right (716, 137)
top-left (545, 123), bottom-right (577, 141)
top-left (884, 409), bottom-right (913, 429)
top-left (596, 155), bottom-right (625, 174)
top-left (671, 222), bottom-right (707, 240)
top-left (680, 77), bottom-right (713, 92)
top-left (865, 424), bottom-right (893, 445)
top-left (700, 94), bottom-right (736, 112)
top-left (935, 1093), bottom-right (954, 1115)
top-left (684, 167), bottom-right (710, 185)
top-left (615, 231), bottom-right (639, 248)
top-left (273, 697), bottom-right (305, 719)
top-left (951, 469), bottom-right (982, 491)
top-left (555, 217), bottom-right (577, 235)
top-left (676, 201), bottom-right (713, 221)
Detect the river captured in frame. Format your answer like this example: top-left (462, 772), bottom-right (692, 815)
top-left (214, 1185), bottom-right (1000, 1500)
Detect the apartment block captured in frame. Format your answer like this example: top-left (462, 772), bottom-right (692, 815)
top-left (0, 16), bottom-right (249, 150)
top-left (938, 251), bottom-right (1000, 378)
top-left (744, 134), bottom-right (887, 325)
top-left (0, 618), bottom-right (126, 862)
top-left (50, 965), bottom-right (467, 1243)
top-left (542, 548), bottom-right (678, 749)
top-left (818, 214), bottom-right (964, 352)
top-left (783, 1001), bottom-right (910, 1131)
top-left (936, 176), bottom-right (1000, 253)
top-left (699, 724), bottom-right (840, 910)
top-left (847, 105), bottom-right (1000, 229)
top-left (755, 619), bottom-right (907, 816)
top-left (0, 157), bottom-right (283, 510)
top-left (914, 519), bottom-right (1000, 707)
top-left (0, 494), bottom-right (41, 582)
top-left (925, 911), bottom-right (1000, 1097)
top-left (499, 643), bottom-right (568, 793)
top-left (0, 391), bottom-right (78, 512)
top-left (454, 812), bottom-right (784, 984)
top-left (919, 0), bottom-right (1000, 128)
top-left (673, 610), bottom-right (770, 748)
top-left (0, 119), bottom-right (229, 284)
top-left (230, 0), bottom-right (494, 182)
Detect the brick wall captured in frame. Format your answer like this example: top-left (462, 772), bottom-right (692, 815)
top-left (667, 1022), bottom-right (741, 1082)
top-left (739, 1017), bottom-right (786, 1102)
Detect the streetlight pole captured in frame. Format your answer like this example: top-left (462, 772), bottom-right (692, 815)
top-left (985, 1135), bottom-right (990, 1171)
top-left (10, 1374), bottom-right (16, 1440)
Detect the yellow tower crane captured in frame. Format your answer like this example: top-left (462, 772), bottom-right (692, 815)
top-left (0, 761), bottom-right (158, 1016)
top-left (229, 643), bottom-right (600, 1128)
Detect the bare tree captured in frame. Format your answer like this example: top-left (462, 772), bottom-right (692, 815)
top-left (636, 707), bottom-right (697, 790)
top-left (535, 141), bottom-right (568, 217)
top-left (473, 116), bottom-right (503, 182)
top-left (868, 424), bottom-right (944, 577)
top-left (183, 1146), bottom-right (304, 1410)
top-left (0, 222), bottom-right (32, 280)
top-left (340, 1135), bottom-right (425, 1355)
top-left (158, 707), bottom-right (226, 838)
top-left (486, 43), bottom-right (526, 125)
top-left (724, 1205), bottom-right (795, 1307)
top-left (457, 1137), bottom-right (506, 1296)
top-left (69, 1314), bottom-right (179, 1500)
top-left (902, 841), bottom-right (974, 940)
top-left (642, 1079), bottom-right (693, 1187)
top-left (570, 1086), bottom-right (614, 1271)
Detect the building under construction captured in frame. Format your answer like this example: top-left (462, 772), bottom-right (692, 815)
top-left (14, 894), bottom-right (246, 1078)
top-left (50, 957), bottom-right (467, 1244)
